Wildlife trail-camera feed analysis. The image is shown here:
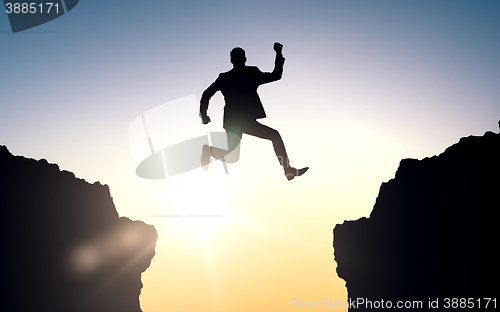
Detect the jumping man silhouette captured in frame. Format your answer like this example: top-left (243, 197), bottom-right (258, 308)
top-left (200, 43), bottom-right (308, 181)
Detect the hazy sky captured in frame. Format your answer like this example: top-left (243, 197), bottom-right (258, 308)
top-left (1, 1), bottom-right (499, 311)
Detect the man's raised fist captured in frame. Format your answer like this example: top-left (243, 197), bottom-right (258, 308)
top-left (273, 42), bottom-right (283, 54)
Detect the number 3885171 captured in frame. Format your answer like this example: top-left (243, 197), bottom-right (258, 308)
top-left (5, 3), bottom-right (59, 14)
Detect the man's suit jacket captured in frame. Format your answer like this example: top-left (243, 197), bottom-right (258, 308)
top-left (200, 54), bottom-right (285, 126)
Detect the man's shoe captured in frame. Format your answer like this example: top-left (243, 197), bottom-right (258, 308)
top-left (201, 145), bottom-right (211, 171)
top-left (284, 166), bottom-right (309, 181)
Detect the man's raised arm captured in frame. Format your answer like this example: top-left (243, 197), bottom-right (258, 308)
top-left (259, 42), bottom-right (286, 84)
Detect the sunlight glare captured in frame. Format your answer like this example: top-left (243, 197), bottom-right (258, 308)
top-left (163, 166), bottom-right (238, 239)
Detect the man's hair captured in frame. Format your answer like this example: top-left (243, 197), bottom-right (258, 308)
top-left (230, 47), bottom-right (246, 65)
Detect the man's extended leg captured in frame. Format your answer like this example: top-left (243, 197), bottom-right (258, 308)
top-left (243, 120), bottom-right (308, 180)
top-left (243, 120), bottom-right (289, 166)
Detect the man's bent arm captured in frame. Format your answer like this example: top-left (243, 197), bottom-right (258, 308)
top-left (259, 52), bottom-right (285, 84)
top-left (200, 80), bottom-right (219, 117)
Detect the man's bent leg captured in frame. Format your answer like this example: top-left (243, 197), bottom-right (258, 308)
top-left (209, 131), bottom-right (242, 163)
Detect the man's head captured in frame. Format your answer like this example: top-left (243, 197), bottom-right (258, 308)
top-left (230, 47), bottom-right (246, 67)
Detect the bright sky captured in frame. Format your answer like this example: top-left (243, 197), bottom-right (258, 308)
top-left (1, 1), bottom-right (499, 311)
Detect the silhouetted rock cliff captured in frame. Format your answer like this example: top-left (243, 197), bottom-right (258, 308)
top-left (0, 146), bottom-right (157, 312)
top-left (334, 131), bottom-right (499, 310)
